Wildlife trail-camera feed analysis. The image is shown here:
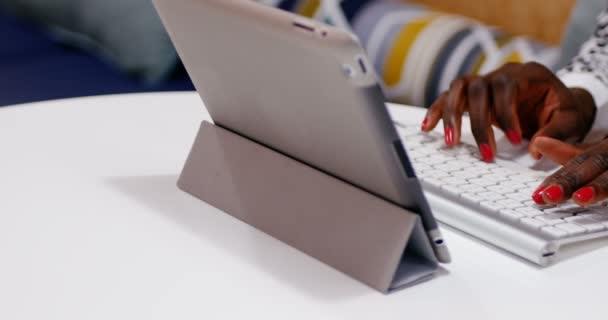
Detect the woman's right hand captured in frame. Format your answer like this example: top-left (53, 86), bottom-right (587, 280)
top-left (533, 137), bottom-right (608, 206)
top-left (421, 62), bottom-right (596, 162)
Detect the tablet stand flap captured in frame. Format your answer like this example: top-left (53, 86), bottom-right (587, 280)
top-left (178, 121), bottom-right (439, 293)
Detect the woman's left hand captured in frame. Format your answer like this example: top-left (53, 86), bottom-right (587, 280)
top-left (532, 137), bottom-right (608, 206)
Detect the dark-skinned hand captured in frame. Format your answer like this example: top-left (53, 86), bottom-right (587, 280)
top-left (421, 62), bottom-right (596, 162)
top-left (532, 137), bottom-right (608, 207)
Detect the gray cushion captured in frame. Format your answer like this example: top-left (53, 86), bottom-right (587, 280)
top-left (0, 0), bottom-right (178, 83)
top-left (557, 0), bottom-right (607, 69)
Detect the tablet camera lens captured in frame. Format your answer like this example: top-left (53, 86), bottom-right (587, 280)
top-left (341, 64), bottom-right (356, 78)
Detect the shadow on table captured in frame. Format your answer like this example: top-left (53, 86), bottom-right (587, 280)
top-left (106, 174), bottom-right (377, 301)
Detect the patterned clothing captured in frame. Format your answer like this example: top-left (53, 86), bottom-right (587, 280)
top-left (559, 7), bottom-right (608, 142)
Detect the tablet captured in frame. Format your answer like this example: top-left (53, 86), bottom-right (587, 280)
top-left (153, 0), bottom-right (450, 263)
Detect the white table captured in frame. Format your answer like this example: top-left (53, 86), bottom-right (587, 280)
top-left (1, 92), bottom-right (606, 320)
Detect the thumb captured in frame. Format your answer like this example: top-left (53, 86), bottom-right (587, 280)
top-left (529, 136), bottom-right (584, 165)
top-left (529, 110), bottom-right (581, 159)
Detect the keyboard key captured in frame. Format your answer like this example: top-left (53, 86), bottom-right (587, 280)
top-left (462, 193), bottom-right (485, 204)
top-left (541, 226), bottom-right (569, 239)
top-left (463, 167), bottom-right (491, 174)
top-left (515, 207), bottom-right (544, 217)
top-left (587, 213), bottom-right (608, 227)
top-left (554, 223), bottom-right (587, 236)
top-left (566, 217), bottom-right (606, 232)
top-left (440, 177), bottom-right (468, 186)
top-left (456, 154), bottom-right (482, 162)
top-left (459, 184), bottom-right (486, 194)
top-left (587, 204), bottom-right (608, 213)
top-left (535, 214), bottom-right (568, 226)
top-left (491, 167), bottom-right (517, 176)
top-left (500, 182), bottom-right (527, 191)
top-left (423, 178), bottom-right (444, 187)
top-left (500, 209), bottom-right (524, 221)
top-left (525, 181), bottom-right (541, 188)
top-left (420, 170), bottom-right (445, 178)
top-left (504, 192), bottom-right (531, 202)
top-left (544, 206), bottom-right (585, 215)
top-left (407, 151), bottom-right (424, 160)
top-left (434, 164), bottom-right (463, 173)
top-left (441, 145), bottom-right (474, 156)
top-left (524, 201), bottom-right (555, 211)
top-left (496, 199), bottom-right (525, 209)
top-left (511, 175), bottom-right (540, 184)
top-left (469, 178), bottom-right (497, 187)
top-left (521, 218), bottom-right (547, 230)
top-left (519, 188), bottom-right (537, 197)
top-left (480, 201), bottom-right (504, 212)
top-left (442, 185), bottom-right (463, 195)
top-left (417, 147), bottom-right (436, 155)
top-left (484, 174), bottom-right (509, 183)
top-left (477, 192), bottom-right (505, 202)
top-left (487, 185), bottom-right (517, 195)
top-left (453, 171), bottom-right (481, 179)
top-left (425, 156), bottom-right (448, 165)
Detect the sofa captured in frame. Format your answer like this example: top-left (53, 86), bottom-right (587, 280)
top-left (0, 0), bottom-right (600, 108)
top-left (0, 9), bottom-right (194, 107)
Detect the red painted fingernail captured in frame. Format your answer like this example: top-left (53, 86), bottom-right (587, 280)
top-left (544, 185), bottom-right (564, 203)
top-left (532, 186), bottom-right (547, 205)
top-left (506, 129), bottom-right (522, 145)
top-left (445, 126), bottom-right (454, 145)
top-left (479, 144), bottom-right (493, 162)
top-left (573, 186), bottom-right (595, 204)
top-left (421, 118), bottom-right (428, 130)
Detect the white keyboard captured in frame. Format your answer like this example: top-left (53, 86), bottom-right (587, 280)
top-left (396, 122), bottom-right (608, 265)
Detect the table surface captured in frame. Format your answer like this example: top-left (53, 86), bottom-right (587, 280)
top-left (1, 92), bottom-right (607, 320)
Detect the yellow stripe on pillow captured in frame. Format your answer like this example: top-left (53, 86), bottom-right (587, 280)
top-left (383, 15), bottom-right (437, 87)
top-left (502, 51), bottom-right (523, 64)
top-left (297, 0), bottom-right (321, 18)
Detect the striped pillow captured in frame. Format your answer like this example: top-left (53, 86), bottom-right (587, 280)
top-left (258, 0), bottom-right (559, 107)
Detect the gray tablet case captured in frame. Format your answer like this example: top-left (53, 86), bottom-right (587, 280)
top-left (178, 121), bottom-right (439, 293)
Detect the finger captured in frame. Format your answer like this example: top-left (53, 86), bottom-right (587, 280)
top-left (443, 78), bottom-right (468, 146)
top-left (573, 171), bottom-right (608, 206)
top-left (467, 76), bottom-right (496, 162)
top-left (530, 138), bottom-right (583, 204)
top-left (423, 92), bottom-right (447, 132)
top-left (529, 106), bottom-right (582, 159)
top-left (530, 136), bottom-right (584, 165)
top-left (489, 73), bottom-right (523, 145)
top-left (539, 145), bottom-right (608, 204)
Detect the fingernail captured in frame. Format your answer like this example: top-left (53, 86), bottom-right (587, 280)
top-left (445, 126), bottom-right (454, 145)
top-left (479, 144), bottom-right (493, 162)
top-left (421, 118), bottom-right (428, 131)
top-left (532, 186), bottom-right (547, 205)
top-left (506, 129), bottom-right (522, 145)
top-left (573, 186), bottom-right (595, 205)
top-left (543, 185), bottom-right (564, 203)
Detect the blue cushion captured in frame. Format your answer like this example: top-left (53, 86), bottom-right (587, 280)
top-left (0, 48), bottom-right (193, 106)
top-left (0, 10), bottom-right (55, 60)
top-left (0, 10), bottom-right (193, 106)
top-left (0, 0), bottom-right (179, 83)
